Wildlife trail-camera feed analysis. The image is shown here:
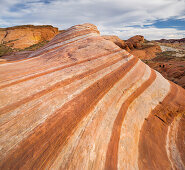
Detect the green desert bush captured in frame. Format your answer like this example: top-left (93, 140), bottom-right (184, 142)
top-left (0, 44), bottom-right (13, 56)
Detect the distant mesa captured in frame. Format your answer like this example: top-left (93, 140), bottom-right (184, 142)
top-left (0, 25), bottom-right (59, 49)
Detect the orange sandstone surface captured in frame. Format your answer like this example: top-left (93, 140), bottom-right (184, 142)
top-left (0, 25), bottom-right (59, 49)
top-left (0, 23), bottom-right (184, 170)
top-left (130, 45), bottom-right (162, 60)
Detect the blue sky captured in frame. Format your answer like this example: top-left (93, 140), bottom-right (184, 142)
top-left (152, 19), bottom-right (185, 30)
top-left (0, 0), bottom-right (185, 40)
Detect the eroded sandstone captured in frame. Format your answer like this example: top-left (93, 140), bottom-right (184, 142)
top-left (0, 25), bottom-right (59, 49)
top-left (0, 23), bottom-right (184, 170)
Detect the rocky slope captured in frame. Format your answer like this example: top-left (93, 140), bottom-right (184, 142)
top-left (130, 44), bottom-right (162, 60)
top-left (102, 34), bottom-right (161, 59)
top-left (144, 43), bottom-right (185, 88)
top-left (0, 25), bottom-right (59, 49)
top-left (0, 23), bottom-right (184, 170)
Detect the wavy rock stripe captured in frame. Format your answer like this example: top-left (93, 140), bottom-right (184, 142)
top-left (0, 23), bottom-right (184, 170)
top-left (138, 82), bottom-right (185, 170)
top-left (50, 60), bottom-right (147, 170)
top-left (166, 114), bottom-right (185, 170)
top-left (105, 69), bottom-right (156, 170)
top-left (118, 71), bottom-right (170, 170)
top-left (0, 54), bottom-right (134, 160)
top-left (0, 50), bottom-right (126, 109)
top-left (0, 36), bottom-right (122, 86)
top-left (176, 114), bottom-right (185, 166)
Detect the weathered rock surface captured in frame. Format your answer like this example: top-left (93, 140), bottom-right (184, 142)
top-left (130, 45), bottom-right (162, 60)
top-left (0, 25), bottom-right (59, 49)
top-left (147, 60), bottom-right (185, 89)
top-left (0, 50), bottom-right (32, 61)
top-left (126, 35), bottom-right (144, 49)
top-left (0, 23), bottom-right (184, 170)
top-left (102, 35), bottom-right (127, 49)
top-left (102, 35), bottom-right (161, 59)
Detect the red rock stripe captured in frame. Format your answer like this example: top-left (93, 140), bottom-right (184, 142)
top-left (0, 52), bottom-right (128, 116)
top-left (105, 69), bottom-right (156, 170)
top-left (41, 29), bottom-right (99, 50)
top-left (0, 32), bottom-right (96, 65)
top-left (0, 32), bottom-right (86, 64)
top-left (0, 34), bottom-right (102, 84)
top-left (138, 82), bottom-right (185, 170)
top-left (28, 31), bottom-right (99, 59)
top-left (0, 57), bottom-right (138, 170)
top-left (176, 114), bottom-right (185, 165)
top-left (0, 49), bottom-right (122, 89)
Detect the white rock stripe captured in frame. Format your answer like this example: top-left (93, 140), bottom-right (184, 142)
top-left (50, 60), bottom-right (147, 170)
top-left (28, 33), bottom-right (100, 58)
top-left (0, 50), bottom-right (127, 108)
top-left (0, 55), bottom-right (134, 161)
top-left (166, 114), bottom-right (185, 170)
top-left (118, 70), bottom-right (170, 170)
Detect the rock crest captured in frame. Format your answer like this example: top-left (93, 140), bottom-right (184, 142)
top-left (0, 23), bottom-right (184, 170)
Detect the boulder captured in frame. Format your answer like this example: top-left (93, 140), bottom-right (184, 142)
top-left (126, 35), bottom-right (144, 49)
top-left (0, 23), bottom-right (184, 170)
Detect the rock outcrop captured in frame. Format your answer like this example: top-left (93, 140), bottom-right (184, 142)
top-left (126, 35), bottom-right (144, 49)
top-left (0, 25), bottom-right (59, 49)
top-left (102, 35), bottom-right (127, 49)
top-left (102, 35), bottom-right (161, 59)
top-left (0, 23), bottom-right (184, 170)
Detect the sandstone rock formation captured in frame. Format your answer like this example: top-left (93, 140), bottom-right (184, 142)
top-left (102, 35), bottom-right (127, 49)
top-left (0, 51), bottom-right (32, 61)
top-left (126, 35), bottom-right (144, 49)
top-left (0, 25), bottom-right (59, 49)
top-left (0, 23), bottom-right (184, 170)
top-left (102, 35), bottom-right (161, 59)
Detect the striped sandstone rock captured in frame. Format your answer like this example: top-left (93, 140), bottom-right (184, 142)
top-left (0, 23), bottom-right (184, 170)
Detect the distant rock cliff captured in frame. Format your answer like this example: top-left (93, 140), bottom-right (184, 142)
top-left (0, 25), bottom-right (59, 49)
top-left (156, 38), bottom-right (185, 43)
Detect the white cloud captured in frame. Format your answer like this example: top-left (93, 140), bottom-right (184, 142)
top-left (100, 25), bottom-right (185, 40)
top-left (0, 0), bottom-right (185, 39)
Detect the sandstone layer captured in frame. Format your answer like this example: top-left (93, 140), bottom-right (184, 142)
top-left (0, 23), bottom-right (184, 170)
top-left (102, 35), bottom-right (127, 49)
top-left (0, 25), bottom-right (59, 49)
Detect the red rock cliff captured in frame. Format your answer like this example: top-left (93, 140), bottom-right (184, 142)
top-left (0, 23), bottom-right (184, 170)
top-left (0, 25), bottom-right (59, 49)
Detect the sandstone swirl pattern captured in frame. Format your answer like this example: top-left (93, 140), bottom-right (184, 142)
top-left (0, 24), bottom-right (184, 170)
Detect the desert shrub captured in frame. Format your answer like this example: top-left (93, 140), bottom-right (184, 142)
top-left (23, 40), bottom-right (49, 51)
top-left (0, 44), bottom-right (13, 56)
